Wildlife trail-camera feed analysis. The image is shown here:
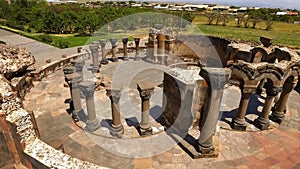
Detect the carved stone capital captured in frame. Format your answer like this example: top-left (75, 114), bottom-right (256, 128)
top-left (122, 37), bottom-right (128, 44)
top-left (106, 88), bottom-right (122, 103)
top-left (109, 38), bottom-right (117, 47)
top-left (63, 66), bottom-right (75, 75)
top-left (200, 68), bottom-right (231, 90)
top-left (89, 42), bottom-right (99, 52)
top-left (241, 86), bottom-right (257, 95)
top-left (99, 39), bottom-right (107, 48)
top-left (137, 82), bottom-right (154, 100)
top-left (65, 73), bottom-right (82, 85)
top-left (266, 87), bottom-right (282, 97)
top-left (79, 81), bottom-right (96, 98)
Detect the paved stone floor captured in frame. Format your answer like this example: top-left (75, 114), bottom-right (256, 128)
top-left (23, 59), bottom-right (300, 169)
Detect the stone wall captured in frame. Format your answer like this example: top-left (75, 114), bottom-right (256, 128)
top-left (162, 68), bottom-right (205, 132)
top-left (0, 50), bottom-right (109, 168)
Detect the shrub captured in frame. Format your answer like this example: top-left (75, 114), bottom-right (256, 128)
top-left (56, 39), bottom-right (69, 48)
top-left (39, 34), bottom-right (53, 43)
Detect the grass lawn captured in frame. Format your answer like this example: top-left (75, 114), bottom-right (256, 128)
top-left (1, 17), bottom-right (300, 48)
top-left (193, 16), bottom-right (300, 47)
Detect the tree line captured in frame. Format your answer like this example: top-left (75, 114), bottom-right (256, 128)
top-left (204, 8), bottom-right (300, 30)
top-left (0, 0), bottom-right (195, 35)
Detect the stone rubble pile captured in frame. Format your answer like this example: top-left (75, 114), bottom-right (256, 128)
top-left (0, 44), bottom-right (35, 74)
top-left (24, 139), bottom-right (105, 169)
top-left (0, 49), bottom-right (109, 168)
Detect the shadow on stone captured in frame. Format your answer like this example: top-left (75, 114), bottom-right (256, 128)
top-left (221, 94), bottom-right (264, 127)
top-left (125, 117), bottom-right (140, 135)
top-left (150, 105), bottom-right (163, 123)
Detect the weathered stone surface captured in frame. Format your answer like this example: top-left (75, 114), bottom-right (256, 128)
top-left (0, 44), bottom-right (35, 77)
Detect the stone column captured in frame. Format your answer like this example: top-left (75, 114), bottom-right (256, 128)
top-left (232, 86), bottom-right (256, 131)
top-left (79, 81), bottom-right (100, 132)
top-left (122, 37), bottom-right (129, 61)
top-left (89, 42), bottom-right (100, 72)
top-left (157, 33), bottom-right (165, 65)
top-left (254, 86), bottom-right (282, 130)
top-left (99, 39), bottom-right (108, 65)
top-left (270, 78), bottom-right (296, 124)
top-left (72, 59), bottom-right (85, 80)
top-left (110, 38), bottom-right (118, 62)
top-left (198, 68), bottom-right (231, 154)
top-left (147, 32), bottom-right (157, 63)
top-left (106, 87), bottom-right (123, 135)
top-left (164, 35), bottom-right (172, 66)
top-left (134, 38), bottom-right (140, 61)
top-left (137, 82), bottom-right (154, 136)
top-left (65, 73), bottom-right (82, 121)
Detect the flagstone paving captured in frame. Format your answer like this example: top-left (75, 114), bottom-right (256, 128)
top-left (23, 59), bottom-right (300, 169)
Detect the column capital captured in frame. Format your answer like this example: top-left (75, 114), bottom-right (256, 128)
top-left (73, 59), bottom-right (85, 71)
top-left (137, 82), bottom-right (154, 100)
top-left (109, 38), bottom-right (117, 47)
top-left (65, 73), bottom-right (82, 85)
top-left (99, 39), bottom-right (107, 47)
top-left (200, 68), bottom-right (231, 90)
top-left (106, 87), bottom-right (122, 103)
top-left (89, 42), bottom-right (99, 51)
top-left (241, 86), bottom-right (257, 95)
top-left (79, 81), bottom-right (96, 98)
top-left (63, 65), bottom-right (75, 75)
top-left (134, 37), bottom-right (140, 44)
top-left (266, 86), bottom-right (282, 96)
top-left (122, 37), bottom-right (128, 44)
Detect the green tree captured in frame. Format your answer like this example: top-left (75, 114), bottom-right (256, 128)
top-left (205, 12), bottom-right (216, 25)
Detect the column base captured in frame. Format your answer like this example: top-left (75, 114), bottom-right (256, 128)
top-left (110, 124), bottom-right (124, 138)
top-left (72, 109), bottom-right (83, 122)
top-left (112, 57), bottom-right (118, 62)
top-left (134, 57), bottom-right (140, 61)
top-left (269, 111), bottom-right (285, 124)
top-left (86, 118), bottom-right (100, 132)
top-left (123, 57), bottom-right (129, 61)
top-left (253, 117), bottom-right (270, 130)
top-left (101, 60), bottom-right (109, 65)
top-left (87, 67), bottom-right (100, 73)
top-left (198, 144), bottom-right (215, 155)
top-left (232, 118), bottom-right (247, 131)
top-left (139, 125), bottom-right (152, 136)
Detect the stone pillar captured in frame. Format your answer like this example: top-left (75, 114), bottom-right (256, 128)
top-left (79, 81), bottom-right (100, 132)
top-left (164, 35), bottom-right (172, 66)
top-left (106, 87), bottom-right (123, 135)
top-left (110, 38), bottom-right (118, 62)
top-left (137, 82), bottom-right (154, 136)
top-left (270, 78), bottom-right (296, 124)
top-left (122, 37), bottom-right (129, 61)
top-left (99, 39), bottom-right (108, 65)
top-left (157, 33), bottom-right (165, 65)
top-left (65, 73), bottom-right (82, 121)
top-left (147, 32), bottom-right (157, 63)
top-left (134, 38), bottom-right (140, 61)
top-left (254, 86), bottom-right (282, 130)
top-left (232, 86), bottom-right (256, 131)
top-left (198, 68), bottom-right (231, 154)
top-left (72, 59), bottom-right (85, 80)
top-left (89, 42), bottom-right (100, 72)
top-left (77, 47), bottom-right (82, 53)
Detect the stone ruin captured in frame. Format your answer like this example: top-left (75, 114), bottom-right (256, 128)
top-left (0, 27), bottom-right (300, 168)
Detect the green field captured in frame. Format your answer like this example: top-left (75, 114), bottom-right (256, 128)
top-left (193, 16), bottom-right (300, 47)
top-left (2, 15), bottom-right (300, 48)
